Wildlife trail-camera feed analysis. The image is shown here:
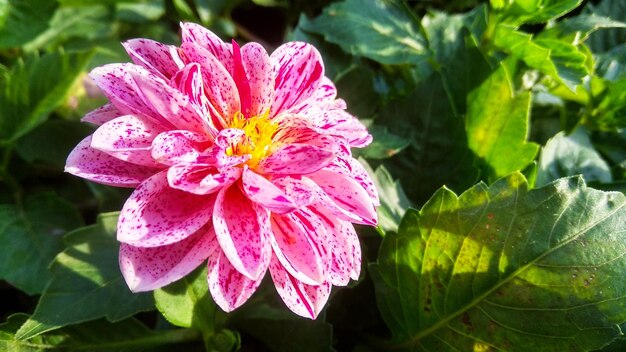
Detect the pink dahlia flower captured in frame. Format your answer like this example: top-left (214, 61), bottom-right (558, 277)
top-left (65, 23), bottom-right (378, 319)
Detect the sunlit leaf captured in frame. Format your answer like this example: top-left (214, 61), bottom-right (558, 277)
top-left (0, 0), bottom-right (57, 49)
top-left (466, 63), bottom-right (539, 181)
top-left (371, 173), bottom-right (626, 350)
top-left (302, 0), bottom-right (428, 65)
top-left (537, 127), bottom-right (612, 187)
top-left (15, 213), bottom-right (154, 340)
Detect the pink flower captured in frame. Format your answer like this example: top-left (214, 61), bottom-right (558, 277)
top-left (65, 23), bottom-right (378, 319)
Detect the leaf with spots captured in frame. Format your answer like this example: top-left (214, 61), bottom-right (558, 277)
top-left (370, 173), bottom-right (626, 351)
top-left (15, 213), bottom-right (154, 340)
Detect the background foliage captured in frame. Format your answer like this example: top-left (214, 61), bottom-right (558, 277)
top-left (1, 0), bottom-right (625, 351)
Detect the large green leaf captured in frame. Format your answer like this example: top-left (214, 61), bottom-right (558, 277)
top-left (0, 192), bottom-right (84, 295)
top-left (493, 0), bottom-right (583, 25)
top-left (584, 0), bottom-right (626, 53)
top-left (371, 173), bottom-right (626, 350)
top-left (539, 14), bottom-right (626, 44)
top-left (1, 314), bottom-right (200, 351)
top-left (537, 127), bottom-right (612, 187)
top-left (301, 0), bottom-right (428, 65)
top-left (0, 0), bottom-right (57, 49)
top-left (0, 50), bottom-right (94, 145)
top-left (366, 164), bottom-right (411, 233)
top-left (494, 25), bottom-right (589, 90)
top-left (154, 266), bottom-right (219, 331)
top-left (15, 213), bottom-right (154, 340)
top-left (466, 63), bottom-right (539, 181)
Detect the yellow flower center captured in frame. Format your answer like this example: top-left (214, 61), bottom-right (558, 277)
top-left (226, 110), bottom-right (278, 169)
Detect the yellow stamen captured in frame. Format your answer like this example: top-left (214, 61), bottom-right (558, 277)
top-left (226, 110), bottom-right (278, 169)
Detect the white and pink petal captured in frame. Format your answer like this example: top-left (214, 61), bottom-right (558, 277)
top-left (269, 257), bottom-right (331, 319)
top-left (119, 224), bottom-right (218, 292)
top-left (257, 144), bottom-right (334, 176)
top-left (123, 38), bottom-right (184, 79)
top-left (207, 252), bottom-right (263, 312)
top-left (65, 136), bottom-right (160, 187)
top-left (242, 168), bottom-right (297, 213)
top-left (117, 172), bottom-right (215, 247)
top-left (213, 185), bottom-right (272, 280)
top-left (168, 165), bottom-right (241, 195)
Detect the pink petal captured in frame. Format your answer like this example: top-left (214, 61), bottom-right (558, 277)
top-left (314, 109), bottom-right (372, 148)
top-left (288, 77), bottom-right (337, 117)
top-left (123, 38), bottom-right (184, 79)
top-left (65, 136), bottom-right (160, 187)
top-left (180, 41), bottom-right (240, 126)
top-left (270, 209), bottom-right (330, 285)
top-left (305, 170), bottom-right (378, 226)
top-left (207, 251), bottom-right (263, 312)
top-left (269, 256), bottom-right (331, 319)
top-left (213, 185), bottom-right (272, 280)
top-left (241, 42), bottom-right (274, 116)
top-left (91, 114), bottom-right (166, 168)
top-left (272, 176), bottom-right (315, 208)
top-left (180, 22), bottom-right (233, 74)
top-left (270, 42), bottom-right (324, 116)
top-left (117, 172), bottom-right (215, 247)
top-left (274, 125), bottom-right (340, 153)
top-left (119, 224), bottom-right (218, 292)
top-left (231, 40), bottom-right (252, 117)
top-left (242, 168), bottom-right (296, 213)
top-left (309, 207), bottom-right (361, 285)
top-left (82, 103), bottom-right (120, 125)
top-left (151, 130), bottom-right (211, 166)
top-left (90, 63), bottom-right (171, 123)
top-left (257, 144), bottom-right (335, 176)
top-left (168, 165), bottom-right (241, 195)
top-left (327, 156), bottom-right (380, 206)
top-left (129, 66), bottom-right (207, 134)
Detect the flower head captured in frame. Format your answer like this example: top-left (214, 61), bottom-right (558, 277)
top-left (65, 23), bottom-right (379, 319)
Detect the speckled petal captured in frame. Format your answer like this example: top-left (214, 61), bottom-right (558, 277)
top-left (241, 42), bottom-right (273, 116)
top-left (269, 209), bottom-right (330, 285)
top-left (151, 130), bottom-right (210, 166)
top-left (90, 63), bottom-right (170, 122)
top-left (168, 165), bottom-right (241, 195)
top-left (269, 256), bottom-right (331, 319)
top-left (180, 41), bottom-right (240, 123)
top-left (309, 207), bottom-right (361, 285)
top-left (327, 156), bottom-right (380, 206)
top-left (129, 67), bottom-right (206, 134)
top-left (242, 168), bottom-right (296, 213)
top-left (213, 185), bottom-right (272, 280)
top-left (81, 103), bottom-right (120, 125)
top-left (207, 251), bottom-right (263, 312)
top-left (91, 114), bottom-right (165, 168)
top-left (117, 171), bottom-right (215, 247)
top-left (306, 169), bottom-right (377, 226)
top-left (257, 144), bottom-right (334, 176)
top-left (181, 22), bottom-right (233, 73)
top-left (270, 42), bottom-right (324, 116)
top-left (65, 136), bottom-right (160, 187)
top-left (123, 38), bottom-right (183, 79)
top-left (120, 224), bottom-right (218, 292)
top-left (314, 109), bottom-right (372, 148)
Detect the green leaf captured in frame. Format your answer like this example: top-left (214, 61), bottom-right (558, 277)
top-left (154, 266), bottom-right (219, 331)
top-left (495, 0), bottom-right (583, 25)
top-left (0, 50), bottom-right (95, 144)
top-left (539, 14), bottom-right (626, 44)
top-left (0, 192), bottom-right (84, 295)
top-left (366, 163), bottom-right (411, 233)
top-left (466, 63), bottom-right (539, 181)
top-left (1, 313), bottom-right (200, 351)
top-left (301, 0), bottom-right (428, 65)
top-left (0, 0), bottom-right (57, 49)
top-left (371, 173), bottom-right (626, 350)
top-left (23, 5), bottom-right (113, 51)
top-left (584, 0), bottom-right (626, 53)
top-left (537, 127), bottom-right (612, 187)
top-left (15, 213), bottom-right (154, 340)
top-left (358, 125), bottom-right (411, 160)
top-left (15, 119), bottom-right (93, 168)
top-left (494, 25), bottom-right (589, 90)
